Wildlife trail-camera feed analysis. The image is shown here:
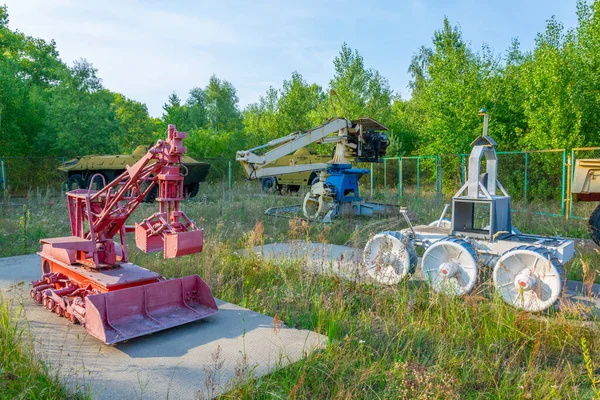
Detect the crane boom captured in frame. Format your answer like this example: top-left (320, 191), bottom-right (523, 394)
top-left (236, 117), bottom-right (390, 180)
top-left (236, 117), bottom-right (349, 179)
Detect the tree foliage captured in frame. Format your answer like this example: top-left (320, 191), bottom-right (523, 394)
top-left (2, 0), bottom-right (600, 169)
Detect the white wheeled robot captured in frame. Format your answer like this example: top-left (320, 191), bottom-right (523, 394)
top-left (363, 110), bottom-right (574, 312)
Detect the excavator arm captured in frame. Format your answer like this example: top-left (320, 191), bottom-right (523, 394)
top-left (59, 124), bottom-right (202, 268)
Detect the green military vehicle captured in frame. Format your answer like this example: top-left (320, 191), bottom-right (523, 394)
top-left (58, 145), bottom-right (210, 201)
top-left (259, 147), bottom-right (331, 193)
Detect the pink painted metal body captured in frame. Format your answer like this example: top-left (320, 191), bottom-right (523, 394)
top-left (32, 125), bottom-right (217, 344)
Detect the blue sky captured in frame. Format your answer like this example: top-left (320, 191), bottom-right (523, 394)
top-left (5, 0), bottom-right (579, 117)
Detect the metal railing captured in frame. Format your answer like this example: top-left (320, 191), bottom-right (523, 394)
top-left (3, 147), bottom-right (599, 222)
top-left (369, 149), bottom-right (569, 217)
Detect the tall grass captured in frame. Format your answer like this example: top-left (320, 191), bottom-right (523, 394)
top-left (2, 183), bottom-right (600, 398)
top-left (0, 298), bottom-right (86, 399)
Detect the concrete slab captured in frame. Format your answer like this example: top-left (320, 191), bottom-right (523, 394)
top-left (250, 242), bottom-right (600, 315)
top-left (247, 241), bottom-right (366, 281)
top-left (0, 254), bottom-right (326, 399)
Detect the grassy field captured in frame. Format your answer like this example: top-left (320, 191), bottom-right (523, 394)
top-left (1, 182), bottom-right (600, 398)
top-left (0, 297), bottom-right (89, 399)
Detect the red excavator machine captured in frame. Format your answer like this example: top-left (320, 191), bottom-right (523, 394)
top-left (30, 125), bottom-right (217, 344)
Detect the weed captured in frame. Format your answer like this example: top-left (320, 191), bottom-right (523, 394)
top-left (582, 337), bottom-right (600, 399)
top-left (3, 184), bottom-right (600, 398)
top-left (0, 297), bottom-right (88, 399)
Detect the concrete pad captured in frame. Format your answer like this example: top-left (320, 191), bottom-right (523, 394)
top-left (250, 242), bottom-right (600, 315)
top-left (248, 241), bottom-right (366, 281)
top-left (0, 254), bottom-right (326, 399)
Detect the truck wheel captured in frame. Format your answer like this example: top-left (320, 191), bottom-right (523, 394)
top-left (86, 174), bottom-right (105, 190)
top-left (309, 172), bottom-right (320, 186)
top-left (184, 183), bottom-right (200, 198)
top-left (261, 177), bottom-right (277, 194)
top-left (67, 174), bottom-right (85, 190)
top-left (589, 204), bottom-right (600, 246)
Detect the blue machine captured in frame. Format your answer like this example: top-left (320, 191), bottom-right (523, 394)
top-left (324, 163), bottom-right (369, 203)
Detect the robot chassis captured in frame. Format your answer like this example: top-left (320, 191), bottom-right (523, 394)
top-left (302, 163), bottom-right (396, 222)
top-left (363, 111), bottom-right (574, 312)
top-left (30, 125), bottom-right (217, 344)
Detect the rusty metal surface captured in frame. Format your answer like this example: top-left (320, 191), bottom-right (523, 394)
top-left (85, 275), bottom-right (218, 344)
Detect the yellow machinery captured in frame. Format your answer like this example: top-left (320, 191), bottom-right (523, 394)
top-left (237, 117), bottom-right (393, 221)
top-left (258, 148), bottom-right (331, 193)
top-left (571, 158), bottom-right (600, 245)
top-left (237, 117), bottom-right (389, 194)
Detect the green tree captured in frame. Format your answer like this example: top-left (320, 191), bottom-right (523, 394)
top-left (162, 91), bottom-right (190, 131)
top-left (0, 6), bottom-right (66, 157)
top-left (242, 86), bottom-right (280, 145)
top-left (50, 59), bottom-right (120, 156)
top-left (277, 71), bottom-right (324, 134)
top-left (186, 87), bottom-right (208, 129)
top-left (113, 94), bottom-right (160, 152)
top-left (205, 75), bottom-right (242, 131)
top-left (328, 43), bottom-right (393, 123)
top-left (405, 18), bottom-right (492, 155)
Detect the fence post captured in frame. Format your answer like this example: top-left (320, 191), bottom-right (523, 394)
top-left (523, 152), bottom-right (528, 206)
top-left (434, 156), bottom-right (439, 199)
top-left (438, 156), bottom-right (443, 199)
top-left (565, 154), bottom-right (572, 220)
top-left (0, 158), bottom-right (5, 199)
top-left (383, 158), bottom-right (387, 198)
top-left (416, 157), bottom-right (421, 198)
top-left (228, 160), bottom-right (233, 189)
top-left (567, 149), bottom-right (575, 217)
top-left (396, 157), bottom-right (400, 198)
top-left (370, 162), bottom-right (374, 198)
top-left (399, 157), bottom-right (403, 198)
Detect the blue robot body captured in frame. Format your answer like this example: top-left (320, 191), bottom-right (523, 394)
top-left (324, 163), bottom-right (369, 203)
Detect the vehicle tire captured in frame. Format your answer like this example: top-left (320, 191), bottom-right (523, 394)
top-left (67, 174), bottom-right (85, 191)
top-left (589, 204), bottom-right (600, 246)
top-left (261, 177), bottom-right (277, 194)
top-left (143, 185), bottom-right (158, 203)
top-left (86, 174), bottom-right (106, 190)
top-left (184, 182), bottom-right (200, 198)
top-left (308, 172), bottom-right (320, 186)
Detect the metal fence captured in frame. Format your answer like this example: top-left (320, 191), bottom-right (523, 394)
top-left (365, 149), bottom-right (569, 217)
top-left (2, 147), bottom-right (598, 221)
top-left (0, 156), bottom-right (243, 197)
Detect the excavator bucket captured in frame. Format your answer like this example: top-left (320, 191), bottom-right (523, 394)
top-left (164, 230), bottom-right (204, 258)
top-left (135, 224), bottom-right (204, 258)
top-left (83, 275), bottom-right (218, 345)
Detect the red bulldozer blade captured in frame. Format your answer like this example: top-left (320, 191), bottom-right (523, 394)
top-left (84, 275), bottom-right (218, 344)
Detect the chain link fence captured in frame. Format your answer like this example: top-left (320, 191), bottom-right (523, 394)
top-left (3, 147), bottom-right (599, 223)
top-left (0, 156), bottom-right (66, 196)
top-left (371, 149), bottom-right (568, 216)
top-left (0, 156), bottom-right (243, 197)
